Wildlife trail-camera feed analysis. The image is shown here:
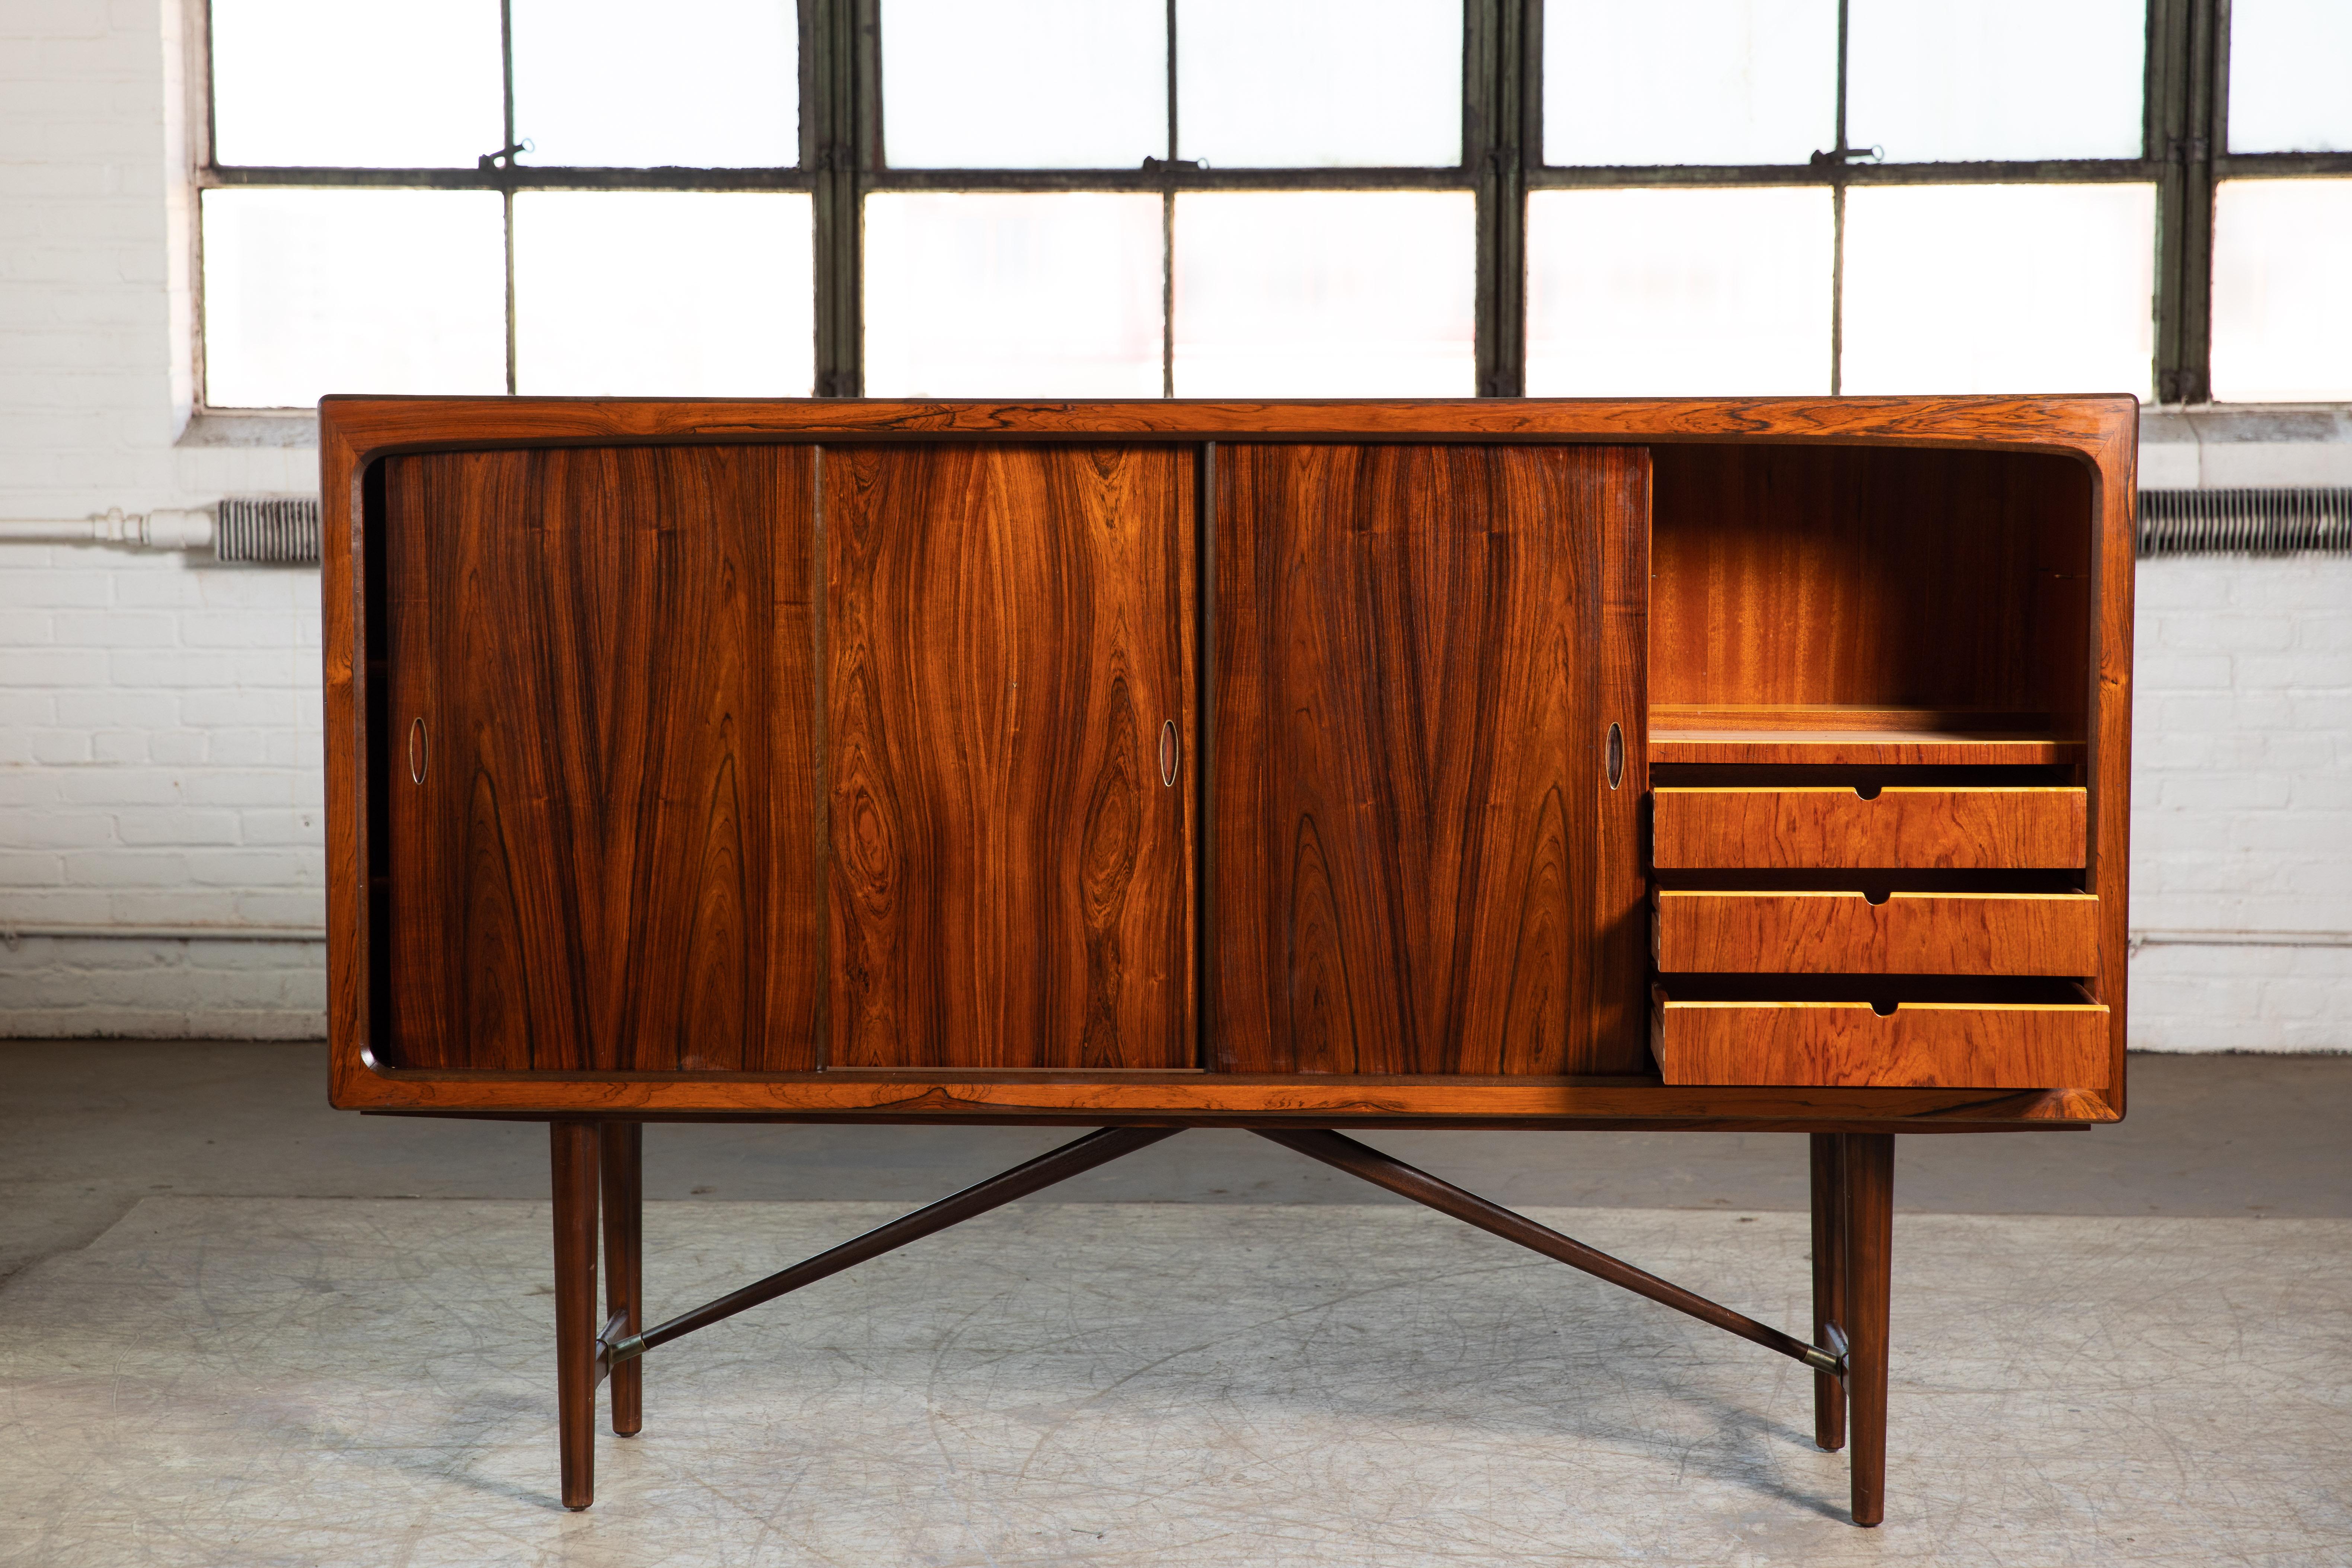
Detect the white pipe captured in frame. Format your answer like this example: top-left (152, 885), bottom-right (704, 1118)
top-left (0, 923), bottom-right (326, 945)
top-left (0, 507), bottom-right (215, 550)
top-left (2130, 929), bottom-right (2352, 951)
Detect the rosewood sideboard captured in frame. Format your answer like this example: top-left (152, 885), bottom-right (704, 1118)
top-left (321, 395), bottom-right (2135, 1524)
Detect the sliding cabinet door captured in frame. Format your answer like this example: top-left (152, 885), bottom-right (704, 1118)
top-left (1212, 443), bottom-right (1651, 1076)
top-left (826, 445), bottom-right (1196, 1069)
top-left (382, 446), bottom-right (821, 1072)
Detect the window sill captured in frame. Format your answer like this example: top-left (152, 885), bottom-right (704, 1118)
top-left (178, 409), bottom-right (320, 448)
top-left (2140, 403), bottom-right (2352, 489)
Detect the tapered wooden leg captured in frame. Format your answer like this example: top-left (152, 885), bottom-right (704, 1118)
top-left (600, 1121), bottom-right (643, 1437)
top-left (550, 1120), bottom-right (600, 1511)
top-left (1843, 1132), bottom-right (1895, 1527)
top-left (1810, 1132), bottom-right (1848, 1453)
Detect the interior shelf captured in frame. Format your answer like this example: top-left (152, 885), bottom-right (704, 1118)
top-left (1649, 707), bottom-right (2084, 766)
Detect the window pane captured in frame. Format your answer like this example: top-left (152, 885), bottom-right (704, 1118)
top-left (210, 0), bottom-right (502, 167)
top-left (2211, 179), bottom-right (2352, 402)
top-left (201, 189), bottom-right (505, 408)
top-left (513, 0), bottom-right (796, 167)
top-left (883, 0), bottom-right (1164, 169)
top-left (864, 195), bottom-right (1162, 396)
top-left (1180, 0), bottom-right (1461, 168)
top-left (1526, 188), bottom-right (1830, 395)
top-left (1173, 192), bottom-right (1473, 395)
top-left (1841, 184), bottom-right (2155, 399)
top-left (514, 194), bottom-right (813, 396)
top-left (1544, 0), bottom-right (1835, 167)
top-left (1847, 0), bottom-right (2143, 163)
top-left (2228, 0), bottom-right (2352, 154)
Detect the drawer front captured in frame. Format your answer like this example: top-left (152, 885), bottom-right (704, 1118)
top-left (1654, 891), bottom-right (2099, 975)
top-left (1652, 787), bottom-right (2086, 869)
top-left (1653, 996), bottom-right (2109, 1088)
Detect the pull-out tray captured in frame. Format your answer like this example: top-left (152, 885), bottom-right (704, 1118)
top-left (1652, 787), bottom-right (2087, 869)
top-left (1651, 983), bottom-right (2109, 1089)
top-left (1653, 890), bottom-right (2099, 975)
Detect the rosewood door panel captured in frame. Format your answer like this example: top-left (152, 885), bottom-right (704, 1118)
top-left (824, 445), bottom-right (1194, 1070)
top-left (383, 446), bottom-right (820, 1072)
top-left (1212, 443), bottom-right (1650, 1076)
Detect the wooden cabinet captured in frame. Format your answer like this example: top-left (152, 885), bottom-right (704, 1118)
top-left (324, 395), bottom-right (2135, 1125)
top-left (321, 396), bottom-right (2137, 1525)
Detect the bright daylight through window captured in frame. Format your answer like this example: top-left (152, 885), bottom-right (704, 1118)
top-left (197, 0), bottom-right (2352, 409)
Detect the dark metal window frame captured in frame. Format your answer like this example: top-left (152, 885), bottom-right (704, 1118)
top-left (193, 0), bottom-right (2352, 409)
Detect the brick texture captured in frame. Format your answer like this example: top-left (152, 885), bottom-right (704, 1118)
top-left (2128, 557), bottom-right (2352, 1050)
top-left (1, 1), bottom-right (324, 1038)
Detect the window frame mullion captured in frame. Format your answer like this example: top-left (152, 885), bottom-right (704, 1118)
top-left (810, 0), bottom-right (870, 397)
top-left (2151, 0), bottom-right (2220, 406)
top-left (1469, 0), bottom-right (1526, 397)
top-left (500, 0), bottom-right (518, 395)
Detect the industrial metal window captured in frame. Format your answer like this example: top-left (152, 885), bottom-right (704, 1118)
top-left (194, 0), bottom-right (2352, 410)
top-left (197, 0), bottom-right (814, 407)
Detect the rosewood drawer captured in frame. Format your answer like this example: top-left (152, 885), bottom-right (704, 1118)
top-left (1651, 990), bottom-right (2110, 1088)
top-left (1651, 787), bottom-right (2088, 869)
top-left (1653, 890), bottom-right (2100, 975)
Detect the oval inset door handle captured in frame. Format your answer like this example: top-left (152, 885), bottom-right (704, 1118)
top-left (1605, 721), bottom-right (1624, 790)
top-left (1159, 720), bottom-right (1180, 788)
top-left (408, 716), bottom-right (428, 785)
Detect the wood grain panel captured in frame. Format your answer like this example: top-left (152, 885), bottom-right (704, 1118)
top-left (1653, 994), bottom-right (2110, 1089)
top-left (1595, 451), bottom-right (1653, 1067)
top-left (320, 393), bottom-right (2142, 455)
top-left (1648, 444), bottom-right (2093, 724)
top-left (325, 1052), bottom-right (2118, 1125)
top-left (825, 444), bottom-right (1193, 1070)
top-left (1654, 891), bottom-right (2099, 975)
top-left (383, 446), bottom-right (819, 1072)
top-left (322, 395), bottom-right (2134, 1126)
top-left (1652, 787), bottom-right (2087, 869)
top-left (1213, 443), bottom-right (1647, 1076)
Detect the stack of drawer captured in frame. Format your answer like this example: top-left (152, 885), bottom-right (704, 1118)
top-left (1649, 785), bottom-right (2109, 1089)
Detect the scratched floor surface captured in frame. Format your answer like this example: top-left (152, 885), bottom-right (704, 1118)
top-left (1, 1198), bottom-right (2344, 1567)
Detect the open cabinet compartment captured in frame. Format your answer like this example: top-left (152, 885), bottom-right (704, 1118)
top-left (1647, 444), bottom-right (2094, 767)
top-left (1644, 444), bottom-right (2105, 1089)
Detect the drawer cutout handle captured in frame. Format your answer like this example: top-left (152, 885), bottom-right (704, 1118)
top-left (1159, 720), bottom-right (1179, 788)
top-left (1854, 783), bottom-right (1882, 801)
top-left (1605, 722), bottom-right (1624, 790)
top-left (1870, 999), bottom-right (1899, 1017)
top-left (408, 717), bottom-right (428, 785)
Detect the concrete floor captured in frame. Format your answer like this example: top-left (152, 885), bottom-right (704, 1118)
top-left (1, 1044), bottom-right (2347, 1565)
top-left (6, 1196), bottom-right (2349, 1565)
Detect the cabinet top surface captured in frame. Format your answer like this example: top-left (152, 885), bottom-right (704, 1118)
top-left (317, 395), bottom-right (2139, 466)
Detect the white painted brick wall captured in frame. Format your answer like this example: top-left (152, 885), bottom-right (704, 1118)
top-left (2127, 556), bottom-right (2352, 1050)
top-left (1, 0), bottom-right (325, 1037)
top-left (1, 3), bottom-right (2346, 1047)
